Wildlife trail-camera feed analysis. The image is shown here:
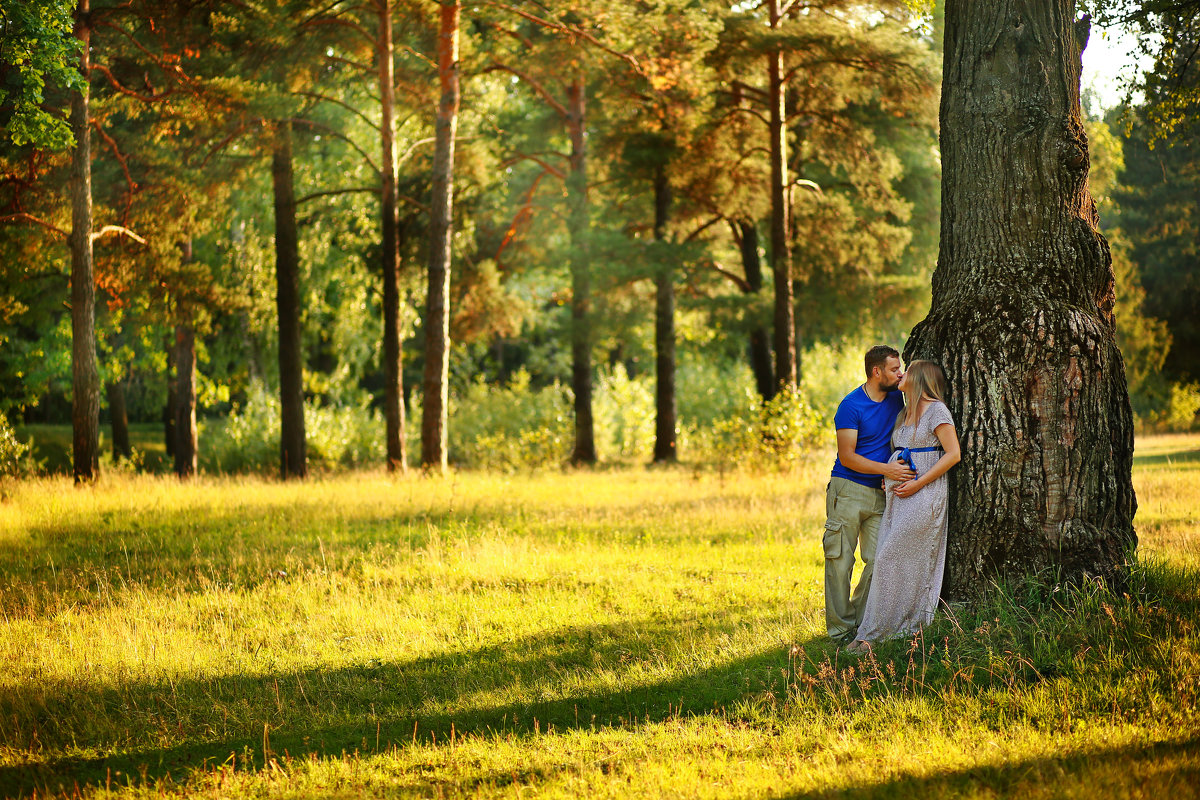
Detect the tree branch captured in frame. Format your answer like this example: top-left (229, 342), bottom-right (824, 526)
top-left (0, 213), bottom-right (67, 238)
top-left (90, 118), bottom-right (138, 223)
top-left (397, 136), bottom-right (437, 166)
top-left (478, 1), bottom-right (640, 70)
top-left (297, 90), bottom-right (381, 131)
top-left (483, 63), bottom-right (569, 119)
top-left (729, 80), bottom-right (768, 100)
top-left (727, 105), bottom-right (770, 127)
top-left (91, 225), bottom-right (147, 244)
top-left (324, 52), bottom-right (374, 73)
top-left (90, 63), bottom-right (173, 103)
top-left (496, 169), bottom-right (550, 263)
top-left (395, 42), bottom-right (436, 69)
top-left (296, 186), bottom-right (377, 205)
top-left (92, 20), bottom-right (207, 101)
top-left (501, 152), bottom-right (567, 179)
top-left (199, 122), bottom-right (249, 168)
top-left (300, 16), bottom-right (375, 47)
top-left (684, 214), bottom-right (725, 243)
top-left (287, 118), bottom-right (380, 174)
top-left (704, 259), bottom-right (752, 293)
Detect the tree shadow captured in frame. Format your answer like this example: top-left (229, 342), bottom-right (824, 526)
top-left (1132, 446), bottom-right (1200, 469)
top-left (0, 609), bottom-right (823, 796)
top-left (768, 737), bottom-right (1200, 799)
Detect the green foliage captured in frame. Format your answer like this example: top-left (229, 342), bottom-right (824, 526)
top-left (686, 380), bottom-right (826, 472)
top-left (0, 0), bottom-right (81, 149)
top-left (1109, 104), bottom-right (1200, 386)
top-left (1086, 0), bottom-right (1199, 146)
top-left (201, 383), bottom-right (383, 474)
top-left (0, 410), bottom-right (32, 476)
top-left (594, 364), bottom-right (656, 460)
top-left (1157, 382), bottom-right (1200, 432)
top-left (448, 369), bottom-right (572, 472)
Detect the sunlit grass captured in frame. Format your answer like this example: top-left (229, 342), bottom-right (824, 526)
top-left (0, 436), bottom-right (1197, 798)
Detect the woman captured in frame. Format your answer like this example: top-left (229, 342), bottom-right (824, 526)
top-left (847, 360), bottom-right (961, 653)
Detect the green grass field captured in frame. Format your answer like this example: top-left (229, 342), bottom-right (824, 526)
top-left (1, 435), bottom-right (1198, 798)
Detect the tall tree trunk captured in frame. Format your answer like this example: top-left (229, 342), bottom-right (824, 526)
top-left (106, 379), bottom-right (131, 463)
top-left (272, 121), bottom-right (307, 480)
top-left (652, 166), bottom-right (676, 463)
top-left (906, 2), bottom-right (1136, 598)
top-left (164, 335), bottom-right (177, 459)
top-left (173, 319), bottom-right (198, 478)
top-left (767, 0), bottom-right (796, 392)
top-left (421, 0), bottom-right (460, 474)
top-left (736, 220), bottom-right (775, 399)
top-left (379, 0), bottom-right (407, 474)
top-left (69, 0), bottom-right (99, 484)
top-left (567, 75), bottom-right (597, 465)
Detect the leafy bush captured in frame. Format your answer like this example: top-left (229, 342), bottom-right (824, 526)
top-left (1162, 382), bottom-right (1200, 432)
top-left (687, 383), bottom-right (826, 472)
top-left (0, 411), bottom-right (32, 477)
top-left (593, 364), bottom-right (655, 460)
top-left (448, 369), bottom-right (572, 471)
top-left (202, 383), bottom-right (383, 474)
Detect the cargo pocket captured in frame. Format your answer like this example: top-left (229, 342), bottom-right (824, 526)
top-left (822, 519), bottom-right (843, 559)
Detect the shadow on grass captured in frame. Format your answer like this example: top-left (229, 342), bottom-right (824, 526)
top-left (770, 736), bottom-right (1200, 799)
top-left (1132, 446), bottom-right (1200, 468)
top-left (0, 611), bottom-right (821, 795)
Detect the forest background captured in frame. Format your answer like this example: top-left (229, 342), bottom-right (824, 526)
top-left (1, 0), bottom-right (1196, 478)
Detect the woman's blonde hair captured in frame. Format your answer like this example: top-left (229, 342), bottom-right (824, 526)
top-left (895, 360), bottom-right (947, 432)
top-left (903, 360), bottom-right (947, 407)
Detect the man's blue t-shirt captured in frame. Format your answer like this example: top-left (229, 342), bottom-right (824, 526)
top-left (831, 386), bottom-right (905, 489)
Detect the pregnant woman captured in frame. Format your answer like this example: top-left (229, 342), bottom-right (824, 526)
top-left (847, 360), bottom-right (961, 653)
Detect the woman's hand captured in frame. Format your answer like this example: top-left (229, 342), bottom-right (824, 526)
top-left (892, 479), bottom-right (923, 498)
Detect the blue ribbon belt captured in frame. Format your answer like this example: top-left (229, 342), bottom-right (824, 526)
top-left (898, 446), bottom-right (943, 477)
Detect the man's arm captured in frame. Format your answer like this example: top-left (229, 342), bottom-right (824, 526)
top-left (836, 428), bottom-right (914, 482)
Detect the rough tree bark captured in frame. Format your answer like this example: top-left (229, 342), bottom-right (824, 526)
top-left (164, 336), bottom-right (177, 458)
top-left (69, 0), bottom-right (99, 484)
top-left (106, 379), bottom-right (131, 462)
top-left (421, 0), bottom-right (460, 474)
top-left (906, 2), bottom-right (1137, 598)
top-left (173, 319), bottom-right (198, 478)
top-left (272, 121), bottom-right (307, 480)
top-left (567, 75), bottom-right (597, 465)
top-left (378, 0), bottom-right (407, 474)
top-left (652, 166), bottom-right (676, 463)
top-left (767, 0), bottom-right (796, 392)
top-left (735, 220), bottom-right (776, 399)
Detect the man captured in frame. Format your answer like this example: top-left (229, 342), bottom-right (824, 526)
top-left (823, 345), bottom-right (913, 644)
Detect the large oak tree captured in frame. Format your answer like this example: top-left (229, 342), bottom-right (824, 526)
top-left (907, 1), bottom-right (1137, 597)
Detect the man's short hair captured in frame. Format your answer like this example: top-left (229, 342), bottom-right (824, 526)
top-left (864, 345), bottom-right (900, 379)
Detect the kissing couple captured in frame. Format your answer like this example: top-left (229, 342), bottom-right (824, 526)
top-left (822, 345), bottom-right (962, 652)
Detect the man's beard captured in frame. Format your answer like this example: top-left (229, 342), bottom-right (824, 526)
top-left (881, 379), bottom-right (901, 392)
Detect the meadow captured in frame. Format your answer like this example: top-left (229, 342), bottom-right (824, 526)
top-left (1, 435), bottom-right (1198, 798)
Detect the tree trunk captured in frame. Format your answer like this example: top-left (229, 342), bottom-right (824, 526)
top-left (736, 220), bottom-right (775, 399)
top-left (272, 121), bottom-right (307, 480)
top-left (173, 320), bottom-right (198, 478)
top-left (379, 0), bottom-right (407, 474)
top-left (106, 379), bottom-right (131, 463)
top-left (421, 0), bottom-right (460, 474)
top-left (69, 0), bottom-right (99, 484)
top-left (164, 335), bottom-right (177, 458)
top-left (567, 75), bottom-right (597, 465)
top-left (906, 2), bottom-right (1137, 598)
top-left (652, 166), bottom-right (676, 463)
top-left (767, 0), bottom-right (796, 392)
